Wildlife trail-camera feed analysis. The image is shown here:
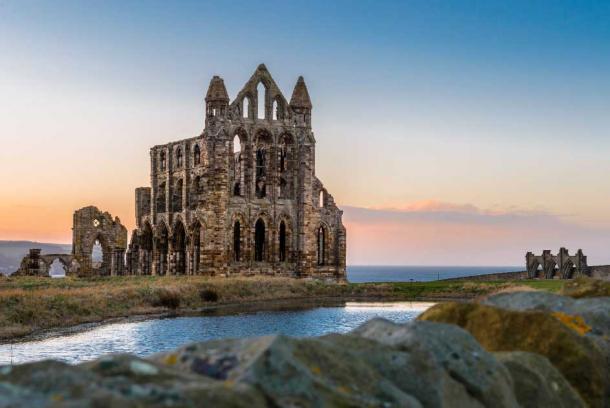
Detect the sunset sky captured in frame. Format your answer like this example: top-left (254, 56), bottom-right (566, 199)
top-left (1, 1), bottom-right (610, 265)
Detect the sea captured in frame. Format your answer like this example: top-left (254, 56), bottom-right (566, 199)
top-left (346, 265), bottom-right (522, 283)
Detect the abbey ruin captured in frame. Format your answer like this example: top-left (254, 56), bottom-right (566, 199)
top-left (525, 248), bottom-right (588, 279)
top-left (14, 206), bottom-right (128, 277)
top-left (125, 65), bottom-right (346, 279)
top-left (13, 65), bottom-right (346, 279)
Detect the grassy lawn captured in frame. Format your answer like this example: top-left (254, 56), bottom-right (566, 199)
top-left (0, 275), bottom-right (565, 341)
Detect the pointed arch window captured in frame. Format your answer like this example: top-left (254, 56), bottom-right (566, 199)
top-left (255, 218), bottom-right (265, 262)
top-left (233, 220), bottom-right (241, 262)
top-left (233, 135), bottom-right (243, 196)
top-left (173, 179), bottom-right (183, 212)
top-left (159, 151), bottom-right (166, 171)
top-left (257, 82), bottom-right (266, 119)
top-left (243, 97), bottom-right (250, 119)
top-left (255, 148), bottom-right (267, 198)
top-left (156, 182), bottom-right (166, 213)
top-left (317, 226), bottom-right (326, 266)
top-left (176, 148), bottom-right (183, 168)
top-left (193, 144), bottom-right (201, 165)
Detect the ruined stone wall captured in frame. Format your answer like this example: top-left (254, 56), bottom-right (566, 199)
top-left (525, 248), bottom-right (588, 279)
top-left (128, 65), bottom-right (346, 280)
top-left (72, 206), bottom-right (128, 277)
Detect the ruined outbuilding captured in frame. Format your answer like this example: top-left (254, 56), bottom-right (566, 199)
top-left (525, 248), bottom-right (588, 279)
top-left (14, 206), bottom-right (127, 277)
top-left (127, 64), bottom-right (346, 279)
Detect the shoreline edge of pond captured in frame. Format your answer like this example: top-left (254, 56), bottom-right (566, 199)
top-left (0, 275), bottom-right (564, 343)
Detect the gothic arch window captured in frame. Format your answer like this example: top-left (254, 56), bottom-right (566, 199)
top-left (193, 144), bottom-right (201, 165)
top-left (156, 182), bottom-right (166, 213)
top-left (243, 97), bottom-right (250, 119)
top-left (279, 177), bottom-right (287, 199)
top-left (272, 100), bottom-right (278, 120)
top-left (255, 148), bottom-right (267, 198)
top-left (257, 82), bottom-right (266, 119)
top-left (317, 226), bottom-right (326, 266)
top-left (176, 148), bottom-right (183, 168)
top-left (159, 151), bottom-right (166, 171)
top-left (172, 221), bottom-right (187, 274)
top-left (279, 220), bottom-right (287, 262)
top-left (254, 218), bottom-right (265, 262)
top-left (233, 135), bottom-right (243, 196)
top-left (194, 176), bottom-right (204, 194)
top-left (319, 190), bottom-right (325, 207)
top-left (233, 220), bottom-right (241, 262)
top-left (173, 179), bottom-right (183, 212)
top-left (233, 135), bottom-right (242, 154)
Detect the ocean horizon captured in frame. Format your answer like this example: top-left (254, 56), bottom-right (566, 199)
top-left (346, 265), bottom-right (522, 283)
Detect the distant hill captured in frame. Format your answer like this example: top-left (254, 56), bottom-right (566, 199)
top-left (0, 241), bottom-right (71, 275)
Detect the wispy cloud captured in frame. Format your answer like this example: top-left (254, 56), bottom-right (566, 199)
top-left (342, 202), bottom-right (610, 266)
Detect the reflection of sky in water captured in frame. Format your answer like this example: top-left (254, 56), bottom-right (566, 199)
top-left (0, 303), bottom-right (431, 365)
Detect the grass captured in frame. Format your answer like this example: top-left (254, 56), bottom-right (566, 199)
top-left (0, 275), bottom-right (565, 341)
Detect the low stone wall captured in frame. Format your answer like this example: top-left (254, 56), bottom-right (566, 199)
top-left (443, 270), bottom-right (528, 281)
top-left (588, 265), bottom-right (610, 281)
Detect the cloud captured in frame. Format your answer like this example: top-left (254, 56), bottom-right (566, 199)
top-left (342, 202), bottom-right (610, 266)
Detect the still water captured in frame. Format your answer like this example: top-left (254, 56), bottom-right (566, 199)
top-left (0, 302), bottom-right (432, 365)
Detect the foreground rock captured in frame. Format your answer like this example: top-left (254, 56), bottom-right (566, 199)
top-left (1, 320), bottom-right (523, 408)
top-left (419, 299), bottom-right (609, 407)
top-left (494, 351), bottom-right (586, 408)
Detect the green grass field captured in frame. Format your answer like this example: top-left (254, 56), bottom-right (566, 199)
top-left (0, 275), bottom-right (565, 341)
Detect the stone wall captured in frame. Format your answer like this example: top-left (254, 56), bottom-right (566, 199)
top-left (443, 270), bottom-right (528, 282)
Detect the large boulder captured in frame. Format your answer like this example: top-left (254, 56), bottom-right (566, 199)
top-left (482, 290), bottom-right (610, 336)
top-left (419, 301), bottom-right (609, 407)
top-left (351, 318), bottom-right (519, 408)
top-left (494, 351), bottom-right (586, 408)
top-left (150, 319), bottom-right (522, 407)
top-left (151, 333), bottom-right (423, 407)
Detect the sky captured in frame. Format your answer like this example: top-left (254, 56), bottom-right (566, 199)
top-left (1, 1), bottom-right (610, 265)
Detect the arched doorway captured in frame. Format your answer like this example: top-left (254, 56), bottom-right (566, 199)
top-left (172, 222), bottom-right (186, 274)
top-left (49, 258), bottom-right (66, 278)
top-left (255, 218), bottom-right (265, 262)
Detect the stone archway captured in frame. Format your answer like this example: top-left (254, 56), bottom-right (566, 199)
top-left (72, 206), bottom-right (127, 276)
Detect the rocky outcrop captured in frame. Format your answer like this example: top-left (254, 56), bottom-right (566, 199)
top-left (419, 294), bottom-right (610, 407)
top-left (0, 289), bottom-right (607, 407)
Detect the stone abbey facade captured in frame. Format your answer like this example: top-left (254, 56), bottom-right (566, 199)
top-left (126, 65), bottom-right (346, 279)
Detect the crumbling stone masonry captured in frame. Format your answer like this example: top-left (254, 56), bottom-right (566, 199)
top-left (14, 206), bottom-right (127, 277)
top-left (72, 206), bottom-right (127, 276)
top-left (525, 248), bottom-right (588, 279)
top-left (127, 64), bottom-right (346, 279)
top-left (13, 249), bottom-right (79, 277)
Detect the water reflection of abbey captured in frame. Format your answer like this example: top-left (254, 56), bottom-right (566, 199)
top-left (126, 64), bottom-right (346, 279)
